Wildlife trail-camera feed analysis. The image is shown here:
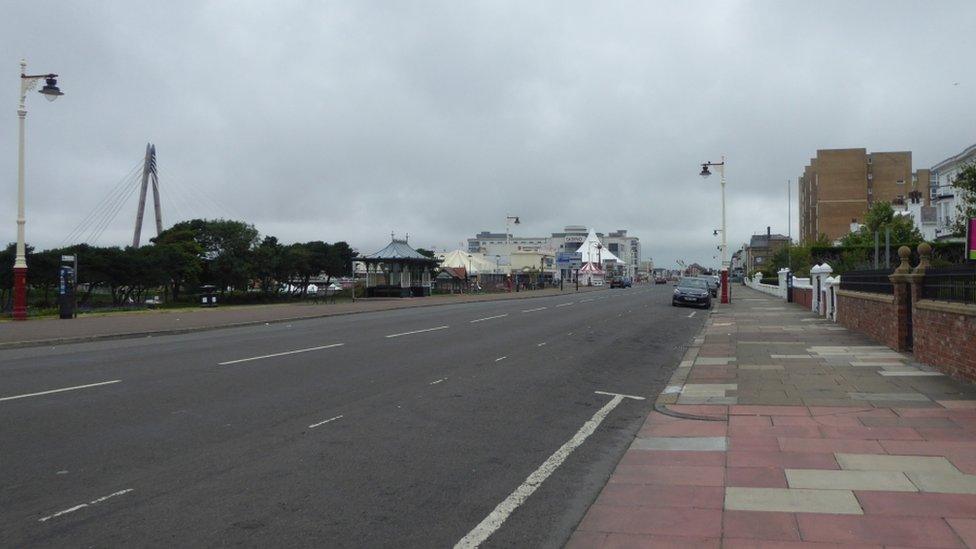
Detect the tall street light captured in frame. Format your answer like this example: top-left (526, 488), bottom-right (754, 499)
top-left (700, 155), bottom-right (729, 304)
top-left (12, 60), bottom-right (64, 320)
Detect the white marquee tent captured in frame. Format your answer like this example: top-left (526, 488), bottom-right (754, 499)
top-left (575, 228), bottom-right (622, 264)
top-left (437, 250), bottom-right (497, 274)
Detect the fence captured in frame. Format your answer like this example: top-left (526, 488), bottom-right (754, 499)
top-left (838, 268), bottom-right (894, 294)
top-left (921, 263), bottom-right (976, 304)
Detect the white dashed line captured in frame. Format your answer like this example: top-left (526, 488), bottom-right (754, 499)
top-left (429, 378), bottom-right (447, 385)
top-left (308, 415), bottom-right (343, 429)
top-left (537, 342), bottom-right (547, 347)
top-left (495, 356), bottom-right (507, 362)
top-left (555, 302), bottom-right (574, 307)
top-left (0, 380), bottom-right (121, 403)
top-left (470, 314), bottom-right (509, 323)
top-left (688, 311), bottom-right (697, 318)
top-left (579, 298), bottom-right (594, 303)
top-left (521, 307), bottom-right (547, 313)
top-left (386, 326), bottom-right (449, 338)
top-left (38, 489), bottom-right (133, 522)
top-left (454, 391), bottom-right (644, 548)
top-left (218, 343), bottom-right (344, 365)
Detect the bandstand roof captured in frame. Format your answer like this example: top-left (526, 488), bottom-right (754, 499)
top-left (360, 238), bottom-right (438, 263)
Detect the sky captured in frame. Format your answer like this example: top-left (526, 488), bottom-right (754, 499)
top-left (2, 1), bottom-right (974, 269)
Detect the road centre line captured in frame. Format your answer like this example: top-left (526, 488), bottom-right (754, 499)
top-left (38, 488), bottom-right (133, 522)
top-left (218, 343), bottom-right (344, 365)
top-left (0, 380), bottom-right (121, 403)
top-left (454, 391), bottom-right (644, 548)
top-left (555, 302), bottom-right (574, 307)
top-left (521, 306), bottom-right (547, 313)
top-left (429, 378), bottom-right (446, 385)
top-left (470, 314), bottom-right (509, 323)
top-left (579, 298), bottom-right (594, 303)
top-left (308, 415), bottom-right (343, 429)
top-left (537, 342), bottom-right (547, 347)
top-left (495, 356), bottom-right (507, 362)
top-left (386, 325), bottom-right (449, 338)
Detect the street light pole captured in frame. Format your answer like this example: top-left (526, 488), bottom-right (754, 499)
top-left (700, 155), bottom-right (729, 304)
top-left (12, 60), bottom-right (64, 320)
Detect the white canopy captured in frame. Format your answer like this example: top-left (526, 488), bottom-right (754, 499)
top-left (438, 250), bottom-right (496, 274)
top-left (575, 228), bottom-right (622, 264)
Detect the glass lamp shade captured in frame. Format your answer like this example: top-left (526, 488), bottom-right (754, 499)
top-left (39, 78), bottom-right (64, 101)
top-left (699, 165), bottom-right (712, 178)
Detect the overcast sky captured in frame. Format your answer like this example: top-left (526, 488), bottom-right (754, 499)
top-left (3, 1), bottom-right (974, 268)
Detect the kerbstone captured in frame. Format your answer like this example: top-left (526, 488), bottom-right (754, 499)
top-left (785, 469), bottom-right (917, 491)
top-left (724, 487), bottom-right (863, 515)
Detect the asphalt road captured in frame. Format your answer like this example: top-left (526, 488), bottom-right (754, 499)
top-left (0, 284), bottom-right (705, 547)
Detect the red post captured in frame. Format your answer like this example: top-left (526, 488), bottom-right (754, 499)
top-left (720, 269), bottom-right (730, 304)
top-left (12, 266), bottom-right (27, 320)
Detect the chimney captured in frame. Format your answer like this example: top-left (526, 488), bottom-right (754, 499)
top-left (767, 226), bottom-right (771, 238)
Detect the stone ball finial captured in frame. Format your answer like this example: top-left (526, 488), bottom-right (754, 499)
top-left (918, 242), bottom-right (932, 258)
top-left (913, 242), bottom-right (933, 275)
top-left (895, 245), bottom-right (912, 274)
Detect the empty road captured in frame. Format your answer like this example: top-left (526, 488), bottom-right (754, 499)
top-left (1, 285), bottom-right (704, 547)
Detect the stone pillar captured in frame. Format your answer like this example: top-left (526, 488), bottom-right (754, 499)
top-left (888, 246), bottom-right (914, 352)
top-left (777, 268), bottom-right (790, 300)
top-left (810, 262), bottom-right (833, 314)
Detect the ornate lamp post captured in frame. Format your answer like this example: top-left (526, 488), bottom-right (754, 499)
top-left (12, 60), bottom-right (64, 320)
top-left (700, 156), bottom-right (729, 304)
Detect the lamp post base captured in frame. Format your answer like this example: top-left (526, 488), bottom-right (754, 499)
top-left (12, 266), bottom-right (27, 320)
top-left (720, 269), bottom-right (730, 304)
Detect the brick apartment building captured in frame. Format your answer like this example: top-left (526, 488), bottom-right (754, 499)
top-left (798, 148), bottom-right (930, 243)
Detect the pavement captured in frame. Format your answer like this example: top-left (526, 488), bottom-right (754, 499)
top-left (0, 284), bottom-right (704, 547)
top-left (569, 285), bottom-right (976, 548)
top-left (0, 285), bottom-right (601, 348)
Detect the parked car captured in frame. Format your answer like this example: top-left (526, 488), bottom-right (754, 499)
top-left (672, 277), bottom-right (711, 308)
top-left (654, 276), bottom-right (668, 284)
top-left (610, 277), bottom-right (625, 288)
top-left (695, 276), bottom-right (719, 297)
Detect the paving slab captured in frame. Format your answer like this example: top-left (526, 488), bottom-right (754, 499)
top-left (835, 453), bottom-right (961, 473)
top-left (785, 469), bottom-right (917, 491)
top-left (906, 471), bottom-right (976, 494)
top-left (724, 487), bottom-right (863, 514)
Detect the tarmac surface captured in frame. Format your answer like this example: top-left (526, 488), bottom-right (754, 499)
top-left (1, 284), bottom-right (703, 547)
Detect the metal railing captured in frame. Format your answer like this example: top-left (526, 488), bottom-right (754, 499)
top-left (921, 263), bottom-right (976, 304)
top-left (838, 268), bottom-right (894, 294)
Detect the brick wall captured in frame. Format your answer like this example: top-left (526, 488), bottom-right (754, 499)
top-left (836, 291), bottom-right (900, 350)
top-left (912, 300), bottom-right (976, 383)
top-left (793, 287), bottom-right (812, 309)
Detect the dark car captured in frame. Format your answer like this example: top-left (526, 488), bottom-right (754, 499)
top-left (696, 276), bottom-right (719, 297)
top-left (610, 276), bottom-right (629, 288)
top-left (672, 277), bottom-right (711, 308)
top-left (654, 276), bottom-right (667, 284)
top-left (622, 276), bottom-right (633, 288)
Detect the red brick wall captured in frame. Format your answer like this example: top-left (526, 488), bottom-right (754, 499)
top-left (913, 303), bottom-right (976, 383)
top-left (837, 292), bottom-right (899, 349)
top-left (793, 288), bottom-right (812, 309)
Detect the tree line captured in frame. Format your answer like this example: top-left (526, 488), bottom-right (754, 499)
top-left (0, 218), bottom-right (354, 309)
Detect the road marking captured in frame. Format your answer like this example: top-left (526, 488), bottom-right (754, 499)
top-left (580, 298), bottom-right (594, 303)
top-left (429, 378), bottom-right (447, 385)
top-left (38, 489), bottom-right (133, 522)
top-left (0, 380), bottom-right (121, 403)
top-left (308, 415), bottom-right (343, 429)
top-left (537, 342), bottom-right (547, 347)
top-left (688, 311), bottom-right (697, 318)
top-left (454, 391), bottom-right (644, 548)
top-left (218, 343), bottom-right (344, 365)
top-left (470, 314), bottom-right (508, 323)
top-left (521, 306), bottom-right (547, 313)
top-left (495, 356), bottom-right (507, 362)
top-left (555, 302), bottom-right (574, 307)
top-left (386, 325), bottom-right (449, 338)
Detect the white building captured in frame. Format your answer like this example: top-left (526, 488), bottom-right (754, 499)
top-left (930, 143), bottom-right (976, 240)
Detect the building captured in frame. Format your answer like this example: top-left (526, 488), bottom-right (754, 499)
top-left (744, 228), bottom-right (790, 275)
top-left (604, 230), bottom-right (641, 278)
top-left (929, 143), bottom-right (976, 240)
top-left (798, 148), bottom-right (916, 243)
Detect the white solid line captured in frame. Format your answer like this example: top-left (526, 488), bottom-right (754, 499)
top-left (429, 378), bottom-right (447, 385)
top-left (0, 380), bottom-right (121, 403)
top-left (555, 302), bottom-right (574, 307)
top-left (386, 326), bottom-right (449, 338)
top-left (308, 414), bottom-right (343, 429)
top-left (218, 343), bottom-right (344, 365)
top-left (688, 311), bottom-right (697, 318)
top-left (454, 391), bottom-right (643, 548)
top-left (594, 390), bottom-right (646, 400)
top-left (470, 314), bottom-right (509, 323)
top-left (495, 356), bottom-right (507, 362)
top-left (38, 489), bottom-right (133, 522)
top-left (521, 306), bottom-right (547, 313)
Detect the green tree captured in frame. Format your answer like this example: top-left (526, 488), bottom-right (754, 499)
top-left (840, 201), bottom-right (923, 247)
top-left (952, 162), bottom-right (976, 236)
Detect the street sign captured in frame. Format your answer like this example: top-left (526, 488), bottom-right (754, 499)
top-left (61, 255), bottom-right (75, 262)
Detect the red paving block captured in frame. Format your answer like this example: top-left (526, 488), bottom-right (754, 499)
top-left (777, 437), bottom-right (885, 454)
top-left (796, 514), bottom-right (965, 547)
top-left (565, 531), bottom-right (607, 548)
top-left (601, 533), bottom-right (721, 548)
top-left (880, 440), bottom-right (976, 456)
top-left (859, 417), bottom-right (960, 429)
top-left (916, 427), bottom-right (976, 441)
top-left (819, 425), bottom-right (922, 440)
top-left (946, 518), bottom-right (976, 548)
top-left (805, 415), bottom-right (865, 427)
top-left (728, 436), bottom-right (781, 451)
top-left (729, 424), bottom-right (823, 438)
top-left (620, 450), bottom-right (726, 467)
top-left (608, 465), bottom-right (726, 487)
top-left (808, 406), bottom-right (876, 416)
top-left (856, 491), bottom-right (976, 517)
top-left (665, 404), bottom-right (728, 418)
top-left (731, 405), bottom-right (811, 416)
top-left (894, 408), bottom-right (957, 418)
top-left (772, 416), bottom-right (822, 427)
top-left (730, 415), bottom-right (773, 428)
top-left (594, 484), bottom-right (724, 509)
top-left (726, 450), bottom-right (838, 469)
top-left (575, 504), bottom-right (723, 537)
top-left (726, 467), bottom-right (788, 488)
top-left (640, 420), bottom-right (728, 437)
top-left (723, 510), bottom-right (799, 541)
top-left (946, 456), bottom-right (976, 474)
top-left (723, 540), bottom-right (881, 548)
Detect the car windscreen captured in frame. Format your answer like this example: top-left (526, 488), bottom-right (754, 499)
top-left (678, 279), bottom-right (708, 289)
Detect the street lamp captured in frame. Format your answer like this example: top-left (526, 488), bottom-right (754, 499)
top-left (12, 60), bottom-right (64, 320)
top-left (700, 155), bottom-right (729, 304)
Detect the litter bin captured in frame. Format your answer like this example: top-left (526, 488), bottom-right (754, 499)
top-left (200, 285), bottom-right (218, 307)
